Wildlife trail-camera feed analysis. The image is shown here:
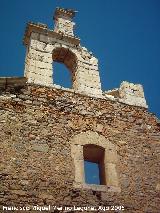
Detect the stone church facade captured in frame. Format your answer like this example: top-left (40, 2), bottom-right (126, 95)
top-left (0, 7), bottom-right (160, 212)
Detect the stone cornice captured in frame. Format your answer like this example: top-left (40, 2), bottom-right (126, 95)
top-left (23, 22), bottom-right (80, 46)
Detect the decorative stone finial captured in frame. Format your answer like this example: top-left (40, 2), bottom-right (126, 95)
top-left (53, 7), bottom-right (77, 36)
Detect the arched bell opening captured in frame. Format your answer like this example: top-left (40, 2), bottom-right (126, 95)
top-left (52, 47), bottom-right (77, 89)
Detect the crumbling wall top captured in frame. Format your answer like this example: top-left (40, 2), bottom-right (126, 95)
top-left (1, 7), bottom-right (149, 109)
top-left (54, 7), bottom-right (77, 19)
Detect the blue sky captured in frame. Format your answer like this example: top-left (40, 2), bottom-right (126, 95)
top-left (0, 0), bottom-right (160, 118)
top-left (84, 161), bottom-right (100, 185)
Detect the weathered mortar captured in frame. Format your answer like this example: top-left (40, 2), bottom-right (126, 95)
top-left (0, 84), bottom-right (160, 212)
top-left (0, 7), bottom-right (159, 213)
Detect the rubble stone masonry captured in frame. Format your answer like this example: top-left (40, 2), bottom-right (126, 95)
top-left (0, 83), bottom-right (160, 212)
top-left (0, 7), bottom-right (160, 213)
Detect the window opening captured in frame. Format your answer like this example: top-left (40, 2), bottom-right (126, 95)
top-left (52, 47), bottom-right (77, 89)
top-left (52, 62), bottom-right (72, 88)
top-left (83, 144), bottom-right (106, 185)
top-left (84, 161), bottom-right (100, 185)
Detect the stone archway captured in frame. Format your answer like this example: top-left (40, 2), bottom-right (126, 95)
top-left (52, 47), bottom-right (78, 89)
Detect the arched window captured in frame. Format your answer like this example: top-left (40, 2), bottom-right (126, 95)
top-left (71, 131), bottom-right (121, 192)
top-left (52, 47), bottom-right (77, 89)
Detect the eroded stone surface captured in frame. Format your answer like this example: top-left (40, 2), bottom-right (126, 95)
top-left (23, 8), bottom-right (148, 108)
top-left (54, 8), bottom-right (76, 36)
top-left (119, 81), bottom-right (148, 108)
top-left (104, 81), bottom-right (148, 108)
top-left (0, 84), bottom-right (160, 212)
top-left (24, 8), bottom-right (102, 98)
top-left (0, 7), bottom-right (158, 212)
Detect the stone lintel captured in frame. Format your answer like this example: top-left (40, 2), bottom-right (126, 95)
top-left (23, 22), bottom-right (80, 46)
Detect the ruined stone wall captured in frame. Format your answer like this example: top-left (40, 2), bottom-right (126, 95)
top-left (23, 7), bottom-right (148, 108)
top-left (24, 28), bottom-right (102, 98)
top-left (0, 84), bottom-right (160, 212)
